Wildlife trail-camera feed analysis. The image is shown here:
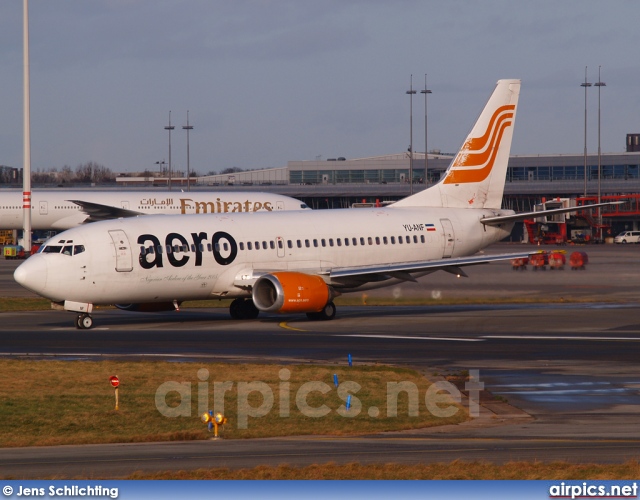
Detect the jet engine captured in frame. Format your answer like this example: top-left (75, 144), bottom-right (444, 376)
top-left (252, 272), bottom-right (333, 314)
top-left (115, 302), bottom-right (180, 312)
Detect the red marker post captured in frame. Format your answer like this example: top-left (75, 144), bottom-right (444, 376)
top-left (109, 376), bottom-right (120, 411)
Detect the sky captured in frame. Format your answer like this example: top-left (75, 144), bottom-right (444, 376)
top-left (1, 0), bottom-right (639, 176)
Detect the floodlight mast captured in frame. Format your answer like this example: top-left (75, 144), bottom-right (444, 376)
top-left (22, 0), bottom-right (32, 254)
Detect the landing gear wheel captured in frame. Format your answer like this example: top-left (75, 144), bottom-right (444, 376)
top-left (229, 298), bottom-right (244, 320)
top-left (76, 313), bottom-right (93, 329)
top-left (306, 301), bottom-right (336, 321)
top-left (229, 298), bottom-right (260, 320)
top-left (241, 299), bottom-right (260, 319)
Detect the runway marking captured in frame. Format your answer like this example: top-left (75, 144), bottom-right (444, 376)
top-left (483, 335), bottom-right (640, 341)
top-left (340, 334), bottom-right (484, 342)
top-left (278, 322), bottom-right (307, 332)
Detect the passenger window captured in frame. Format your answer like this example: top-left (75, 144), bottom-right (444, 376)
top-left (368, 237), bottom-right (373, 245)
top-left (166, 245), bottom-right (172, 254)
top-left (329, 239), bottom-right (334, 247)
top-left (173, 245), bottom-right (180, 253)
top-left (420, 235), bottom-right (425, 243)
top-left (391, 236), bottom-right (396, 244)
top-left (287, 240), bottom-right (292, 249)
top-left (337, 238), bottom-right (342, 246)
top-left (239, 242), bottom-right (245, 251)
top-left (248, 242), bottom-right (253, 250)
top-left (207, 243), bottom-right (212, 252)
top-left (313, 239), bottom-right (318, 247)
top-left (305, 239), bottom-right (310, 248)
top-left (277, 240), bottom-right (283, 249)
top-left (146, 246), bottom-right (154, 255)
top-left (297, 240), bottom-right (302, 248)
top-left (139, 246), bottom-right (146, 255)
top-left (157, 245), bottom-right (163, 254)
top-left (360, 237), bottom-right (365, 245)
top-left (375, 237), bottom-right (380, 245)
top-left (262, 241), bottom-right (267, 250)
top-left (255, 241), bottom-right (260, 250)
top-left (224, 242), bottom-right (229, 252)
top-left (398, 236), bottom-right (403, 244)
top-left (352, 238), bottom-right (357, 246)
top-left (406, 236), bottom-right (410, 244)
top-left (269, 241), bottom-right (275, 250)
top-left (344, 238), bottom-right (349, 247)
top-left (413, 235), bottom-right (418, 243)
top-left (191, 244), bottom-right (196, 252)
top-left (321, 239), bottom-right (326, 247)
top-left (383, 236), bottom-right (388, 245)
top-left (199, 244), bottom-right (205, 252)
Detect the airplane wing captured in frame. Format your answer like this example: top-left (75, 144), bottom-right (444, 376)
top-left (328, 251), bottom-right (534, 285)
top-left (481, 201), bottom-right (624, 226)
top-left (68, 200), bottom-right (145, 222)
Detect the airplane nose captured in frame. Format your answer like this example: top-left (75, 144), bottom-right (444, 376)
top-left (14, 255), bottom-right (48, 295)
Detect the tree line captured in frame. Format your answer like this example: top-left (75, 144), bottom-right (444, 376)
top-left (22, 162), bottom-right (115, 184)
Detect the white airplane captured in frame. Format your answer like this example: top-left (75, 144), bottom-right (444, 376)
top-left (0, 190), bottom-right (309, 230)
top-left (13, 79), bottom-right (615, 329)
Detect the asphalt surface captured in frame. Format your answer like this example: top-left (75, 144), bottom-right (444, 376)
top-left (1, 243), bottom-right (640, 478)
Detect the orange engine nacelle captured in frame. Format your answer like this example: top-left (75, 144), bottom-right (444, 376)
top-left (252, 272), bottom-right (331, 314)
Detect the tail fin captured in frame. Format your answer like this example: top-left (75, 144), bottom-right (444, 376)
top-left (392, 79), bottom-right (520, 210)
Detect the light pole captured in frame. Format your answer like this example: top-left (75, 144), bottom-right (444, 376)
top-left (164, 111), bottom-right (175, 191)
top-left (406, 75), bottom-right (416, 195)
top-left (182, 111), bottom-right (194, 192)
top-left (595, 66), bottom-right (606, 241)
top-left (580, 67), bottom-right (591, 198)
top-left (420, 74), bottom-right (432, 186)
top-left (155, 160), bottom-right (166, 175)
top-left (22, 0), bottom-right (32, 255)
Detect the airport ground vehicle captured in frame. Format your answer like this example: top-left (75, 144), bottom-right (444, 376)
top-left (614, 231), bottom-right (640, 244)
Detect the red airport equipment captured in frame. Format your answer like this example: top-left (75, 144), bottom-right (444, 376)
top-left (548, 251), bottom-right (566, 270)
top-left (529, 252), bottom-right (548, 271)
top-left (511, 257), bottom-right (529, 270)
top-left (569, 251), bottom-right (589, 270)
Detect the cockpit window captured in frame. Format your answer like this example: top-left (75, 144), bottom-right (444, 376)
top-left (300, 204), bottom-right (308, 209)
top-left (40, 244), bottom-right (85, 256)
top-left (42, 245), bottom-right (63, 253)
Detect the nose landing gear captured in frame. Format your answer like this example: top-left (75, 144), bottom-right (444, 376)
top-left (76, 313), bottom-right (94, 329)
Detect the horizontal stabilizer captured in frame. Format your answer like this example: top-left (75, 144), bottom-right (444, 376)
top-left (480, 201), bottom-right (625, 226)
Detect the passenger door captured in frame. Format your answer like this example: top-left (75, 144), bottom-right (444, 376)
top-left (440, 218), bottom-right (455, 258)
top-left (108, 230), bottom-right (133, 272)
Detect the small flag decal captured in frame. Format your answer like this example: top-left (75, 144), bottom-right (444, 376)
top-left (425, 223), bottom-right (436, 232)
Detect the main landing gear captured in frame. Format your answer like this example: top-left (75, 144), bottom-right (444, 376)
top-left (229, 298), bottom-right (260, 320)
top-left (228, 299), bottom-right (337, 321)
top-left (306, 301), bottom-right (336, 321)
top-left (76, 313), bottom-right (93, 329)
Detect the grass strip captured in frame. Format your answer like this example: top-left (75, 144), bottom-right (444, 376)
top-left (0, 360), bottom-right (466, 448)
top-left (127, 460), bottom-right (640, 480)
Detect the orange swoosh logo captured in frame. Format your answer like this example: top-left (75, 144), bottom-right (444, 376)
top-left (443, 104), bottom-right (515, 184)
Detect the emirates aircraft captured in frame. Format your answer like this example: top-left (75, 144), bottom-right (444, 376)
top-left (13, 79), bottom-right (612, 329)
top-left (0, 190), bottom-right (309, 230)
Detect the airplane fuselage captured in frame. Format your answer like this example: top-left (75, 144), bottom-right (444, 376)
top-left (0, 190), bottom-right (308, 230)
top-left (20, 206), bottom-right (514, 305)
